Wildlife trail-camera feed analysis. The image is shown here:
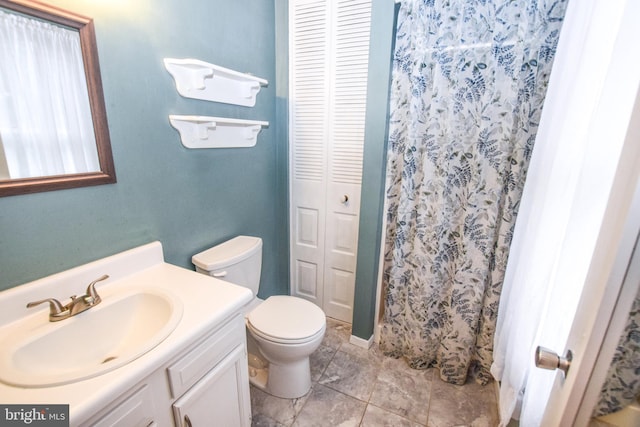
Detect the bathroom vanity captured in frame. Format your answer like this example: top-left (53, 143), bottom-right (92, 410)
top-left (0, 242), bottom-right (253, 426)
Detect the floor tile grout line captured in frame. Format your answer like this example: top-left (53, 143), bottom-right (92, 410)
top-left (333, 342), bottom-right (434, 426)
top-left (305, 321), bottom-right (384, 426)
top-left (250, 317), bottom-right (499, 426)
top-left (313, 352), bottom-right (425, 427)
top-left (362, 401), bottom-right (428, 427)
top-left (288, 343), bottom-right (341, 427)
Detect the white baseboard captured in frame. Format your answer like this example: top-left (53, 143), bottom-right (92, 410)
top-left (374, 322), bottom-right (382, 343)
top-left (349, 334), bottom-right (374, 349)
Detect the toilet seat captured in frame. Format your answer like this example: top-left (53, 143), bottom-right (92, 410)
top-left (247, 296), bottom-right (326, 344)
top-left (247, 321), bottom-right (325, 345)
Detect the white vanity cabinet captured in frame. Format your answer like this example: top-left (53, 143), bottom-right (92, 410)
top-left (0, 242), bottom-right (254, 427)
top-left (171, 345), bottom-right (249, 426)
top-left (86, 314), bottom-right (251, 427)
top-left (167, 313), bottom-right (251, 427)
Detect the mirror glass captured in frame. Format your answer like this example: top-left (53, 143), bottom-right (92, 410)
top-left (0, 0), bottom-right (115, 196)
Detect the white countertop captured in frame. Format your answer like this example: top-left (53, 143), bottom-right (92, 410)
top-left (0, 242), bottom-right (253, 425)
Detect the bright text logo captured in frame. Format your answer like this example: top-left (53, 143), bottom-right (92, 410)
top-left (0, 405), bottom-right (68, 426)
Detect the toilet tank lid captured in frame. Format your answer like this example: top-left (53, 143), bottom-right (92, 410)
top-left (192, 236), bottom-right (262, 271)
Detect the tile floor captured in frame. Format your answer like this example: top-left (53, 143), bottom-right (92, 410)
top-left (250, 318), bottom-right (500, 427)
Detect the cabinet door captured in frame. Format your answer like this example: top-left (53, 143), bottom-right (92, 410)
top-left (172, 345), bottom-right (250, 427)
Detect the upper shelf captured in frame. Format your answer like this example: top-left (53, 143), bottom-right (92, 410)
top-left (164, 58), bottom-right (268, 107)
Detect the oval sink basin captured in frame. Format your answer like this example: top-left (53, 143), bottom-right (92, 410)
top-left (0, 289), bottom-right (183, 388)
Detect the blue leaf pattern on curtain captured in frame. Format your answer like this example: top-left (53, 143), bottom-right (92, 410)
top-left (380, 0), bottom-right (567, 385)
top-left (593, 289), bottom-right (640, 417)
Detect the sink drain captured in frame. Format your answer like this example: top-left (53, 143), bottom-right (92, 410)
top-left (102, 356), bottom-right (117, 364)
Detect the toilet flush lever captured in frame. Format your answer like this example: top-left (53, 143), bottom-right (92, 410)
top-left (213, 271), bottom-right (227, 278)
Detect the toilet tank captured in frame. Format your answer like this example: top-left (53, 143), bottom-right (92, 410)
top-left (192, 236), bottom-right (262, 296)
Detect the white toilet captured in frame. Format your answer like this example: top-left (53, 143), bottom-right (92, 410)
top-left (192, 235), bottom-right (326, 399)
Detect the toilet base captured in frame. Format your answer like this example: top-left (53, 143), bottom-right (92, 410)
top-left (247, 352), bottom-right (312, 399)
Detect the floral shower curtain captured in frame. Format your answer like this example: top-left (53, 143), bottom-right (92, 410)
top-left (380, 0), bottom-right (567, 385)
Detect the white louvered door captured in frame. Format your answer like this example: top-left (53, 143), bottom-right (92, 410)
top-left (289, 0), bottom-right (371, 322)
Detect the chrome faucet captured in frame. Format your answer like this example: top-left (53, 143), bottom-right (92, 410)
top-left (26, 275), bottom-right (109, 322)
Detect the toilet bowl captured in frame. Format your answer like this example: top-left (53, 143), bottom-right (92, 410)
top-left (193, 236), bottom-right (326, 399)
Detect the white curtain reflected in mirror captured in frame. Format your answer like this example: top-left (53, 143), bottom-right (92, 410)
top-left (0, 0), bottom-right (115, 197)
top-left (0, 9), bottom-right (100, 179)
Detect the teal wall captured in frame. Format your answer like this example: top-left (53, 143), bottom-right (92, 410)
top-left (0, 0), bottom-right (288, 297)
top-left (352, 0), bottom-right (398, 340)
top-left (0, 0), bottom-right (397, 341)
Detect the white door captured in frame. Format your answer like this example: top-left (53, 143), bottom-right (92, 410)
top-left (541, 191), bottom-right (640, 425)
top-left (491, 0), bottom-right (640, 423)
top-left (289, 0), bottom-right (372, 322)
top-left (529, 0), bottom-right (640, 423)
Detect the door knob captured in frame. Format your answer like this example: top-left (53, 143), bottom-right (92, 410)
top-left (341, 195), bottom-right (349, 203)
top-left (535, 346), bottom-right (572, 376)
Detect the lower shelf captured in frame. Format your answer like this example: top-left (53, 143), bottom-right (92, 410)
top-left (169, 115), bottom-right (269, 149)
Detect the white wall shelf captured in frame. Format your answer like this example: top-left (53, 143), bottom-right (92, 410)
top-left (169, 115), bottom-right (269, 149)
top-left (164, 58), bottom-right (268, 107)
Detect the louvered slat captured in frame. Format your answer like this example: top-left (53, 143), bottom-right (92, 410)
top-left (291, 0), bottom-right (328, 181)
top-left (329, 0), bottom-right (371, 185)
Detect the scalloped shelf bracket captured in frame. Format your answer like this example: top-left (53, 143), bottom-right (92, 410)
top-left (169, 115), bottom-right (269, 149)
top-left (164, 58), bottom-right (268, 107)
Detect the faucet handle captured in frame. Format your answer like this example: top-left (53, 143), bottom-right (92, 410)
top-left (85, 274), bottom-right (109, 304)
top-left (26, 298), bottom-right (69, 320)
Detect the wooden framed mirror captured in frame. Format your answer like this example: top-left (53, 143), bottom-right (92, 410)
top-left (0, 0), bottom-right (115, 197)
